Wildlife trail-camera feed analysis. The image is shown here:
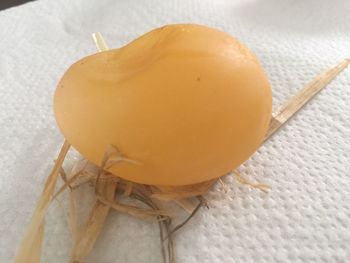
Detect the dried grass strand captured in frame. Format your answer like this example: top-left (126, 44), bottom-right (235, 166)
top-left (174, 199), bottom-right (196, 214)
top-left (59, 167), bottom-right (72, 190)
top-left (124, 181), bottom-right (133, 196)
top-left (95, 145), bottom-right (134, 195)
top-left (68, 187), bottom-right (78, 242)
top-left (232, 171), bottom-right (270, 193)
top-left (151, 179), bottom-right (216, 200)
top-left (129, 192), bottom-right (173, 263)
top-left (14, 140), bottom-right (70, 263)
top-left (218, 178), bottom-right (229, 193)
top-left (70, 180), bottom-right (117, 262)
top-left (169, 198), bottom-right (204, 237)
top-left (97, 195), bottom-right (172, 220)
top-left (29, 221), bottom-right (45, 263)
top-left (164, 218), bottom-right (175, 263)
top-left (265, 59), bottom-right (350, 140)
top-left (92, 32), bottom-right (109, 52)
top-left (53, 171), bottom-right (81, 200)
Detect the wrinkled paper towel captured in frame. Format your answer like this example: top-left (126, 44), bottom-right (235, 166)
top-left (0, 0), bottom-right (350, 262)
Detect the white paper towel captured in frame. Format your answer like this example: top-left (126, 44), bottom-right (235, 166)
top-left (0, 0), bottom-right (350, 262)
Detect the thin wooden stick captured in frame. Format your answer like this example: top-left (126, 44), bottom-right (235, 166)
top-left (265, 59), bottom-right (350, 140)
top-left (15, 140), bottom-right (70, 263)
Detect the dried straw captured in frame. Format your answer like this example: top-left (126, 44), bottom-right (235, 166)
top-left (69, 144), bottom-right (123, 262)
top-left (232, 171), bottom-right (270, 192)
top-left (151, 179), bottom-right (216, 200)
top-left (14, 140), bottom-right (70, 263)
top-left (265, 59), bottom-right (350, 139)
top-left (70, 180), bottom-right (117, 262)
top-left (174, 199), bottom-right (197, 214)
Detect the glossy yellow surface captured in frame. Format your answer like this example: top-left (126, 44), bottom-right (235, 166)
top-left (54, 24), bottom-right (272, 186)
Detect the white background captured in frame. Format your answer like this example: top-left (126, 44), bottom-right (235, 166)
top-left (0, 0), bottom-right (349, 262)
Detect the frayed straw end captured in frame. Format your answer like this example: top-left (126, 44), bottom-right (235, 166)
top-left (232, 171), bottom-right (271, 193)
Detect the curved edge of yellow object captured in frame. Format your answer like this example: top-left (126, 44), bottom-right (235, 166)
top-left (54, 24), bottom-right (272, 186)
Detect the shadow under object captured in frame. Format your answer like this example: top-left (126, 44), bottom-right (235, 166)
top-left (0, 0), bottom-right (35, 11)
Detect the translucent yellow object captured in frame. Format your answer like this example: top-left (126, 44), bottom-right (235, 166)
top-left (54, 24), bottom-right (272, 186)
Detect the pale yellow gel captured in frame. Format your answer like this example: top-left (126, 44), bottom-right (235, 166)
top-left (54, 24), bottom-right (272, 186)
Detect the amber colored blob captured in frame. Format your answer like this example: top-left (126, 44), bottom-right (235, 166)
top-left (54, 24), bottom-right (272, 186)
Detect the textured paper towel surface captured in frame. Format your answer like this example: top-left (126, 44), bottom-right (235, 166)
top-left (1, 0), bottom-right (350, 262)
